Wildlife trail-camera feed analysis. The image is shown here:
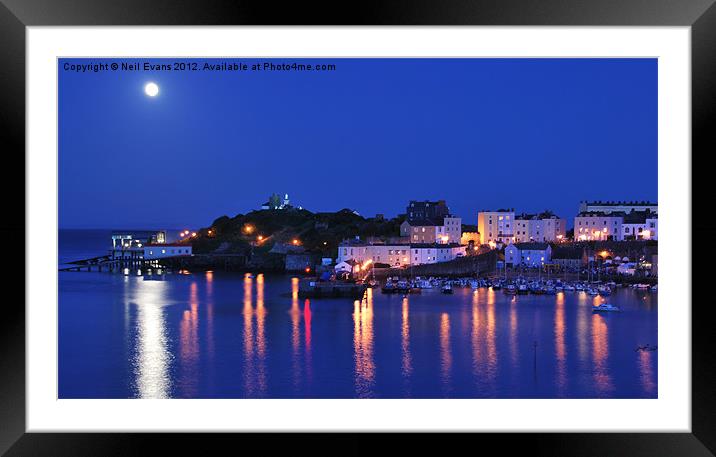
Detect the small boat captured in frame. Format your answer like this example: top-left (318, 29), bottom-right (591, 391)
top-left (598, 286), bottom-right (611, 296)
top-left (491, 281), bottom-right (502, 290)
top-left (441, 284), bottom-right (453, 294)
top-left (587, 288), bottom-right (599, 296)
top-left (563, 284), bottom-right (575, 291)
top-left (381, 283), bottom-right (397, 294)
top-left (504, 284), bottom-right (517, 295)
top-left (635, 344), bottom-right (657, 352)
top-left (544, 286), bottom-right (556, 295)
top-left (592, 303), bottom-right (621, 313)
top-left (517, 284), bottom-right (529, 295)
top-left (650, 284), bottom-right (658, 292)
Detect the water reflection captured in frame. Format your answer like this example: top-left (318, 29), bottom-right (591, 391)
top-left (206, 271), bottom-right (215, 364)
top-left (439, 312), bottom-right (452, 396)
top-left (353, 289), bottom-right (375, 398)
top-left (242, 273), bottom-right (255, 397)
top-left (639, 349), bottom-right (656, 396)
top-left (591, 313), bottom-right (614, 396)
top-left (486, 289), bottom-right (497, 386)
top-left (255, 273), bottom-right (267, 395)
top-left (178, 282), bottom-right (200, 397)
top-left (290, 277), bottom-right (302, 390)
top-left (509, 295), bottom-right (518, 371)
top-left (131, 280), bottom-right (171, 398)
top-left (304, 298), bottom-right (313, 388)
top-left (554, 292), bottom-right (567, 395)
top-left (401, 297), bottom-right (412, 382)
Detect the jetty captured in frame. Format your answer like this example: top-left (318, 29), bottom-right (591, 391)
top-left (298, 278), bottom-right (367, 299)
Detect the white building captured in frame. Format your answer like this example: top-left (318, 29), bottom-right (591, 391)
top-left (622, 211), bottom-right (658, 240)
top-left (514, 212), bottom-right (566, 242)
top-left (477, 209), bottom-right (515, 245)
top-left (574, 212), bottom-right (624, 241)
top-left (144, 244), bottom-right (192, 259)
top-left (504, 242), bottom-right (552, 267)
top-left (337, 241), bottom-right (465, 267)
top-left (579, 200), bottom-right (657, 214)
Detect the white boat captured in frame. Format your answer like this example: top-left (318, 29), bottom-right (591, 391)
top-left (592, 303), bottom-right (621, 312)
top-left (563, 285), bottom-right (575, 291)
top-left (587, 288), bottom-right (599, 296)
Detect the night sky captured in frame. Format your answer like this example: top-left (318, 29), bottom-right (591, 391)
top-left (59, 58), bottom-right (657, 230)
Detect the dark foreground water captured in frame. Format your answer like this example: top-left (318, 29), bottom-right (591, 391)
top-left (59, 230), bottom-right (658, 399)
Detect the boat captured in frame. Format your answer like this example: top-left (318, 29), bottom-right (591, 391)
top-left (650, 284), bottom-right (658, 292)
top-left (441, 284), bottom-right (453, 294)
top-left (517, 284), bottom-right (529, 295)
top-left (598, 286), bottom-right (612, 296)
top-left (491, 281), bottom-right (502, 290)
top-left (587, 288), bottom-right (599, 296)
top-left (592, 303), bottom-right (621, 312)
top-left (544, 286), bottom-right (556, 295)
top-left (504, 284), bottom-right (517, 295)
top-left (563, 284), bottom-right (575, 291)
top-left (381, 283), bottom-right (397, 294)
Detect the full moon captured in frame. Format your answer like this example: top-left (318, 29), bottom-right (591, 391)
top-left (144, 82), bottom-right (159, 97)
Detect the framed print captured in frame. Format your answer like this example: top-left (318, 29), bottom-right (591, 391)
top-left (2, 0), bottom-right (714, 454)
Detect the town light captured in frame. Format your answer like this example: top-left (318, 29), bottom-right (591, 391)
top-left (244, 224), bottom-right (254, 234)
top-left (440, 235), bottom-right (449, 243)
top-left (292, 239), bottom-right (300, 245)
top-left (305, 267), bottom-right (311, 273)
top-left (191, 232), bottom-right (197, 237)
top-left (257, 235), bottom-right (264, 241)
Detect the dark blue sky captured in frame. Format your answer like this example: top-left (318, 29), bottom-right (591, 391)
top-left (59, 58), bottom-right (657, 229)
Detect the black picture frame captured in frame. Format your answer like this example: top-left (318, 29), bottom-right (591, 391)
top-left (1, 0), bottom-right (713, 455)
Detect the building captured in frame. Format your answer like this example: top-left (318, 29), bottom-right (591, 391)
top-left (574, 211), bottom-right (624, 241)
top-left (143, 244), bottom-right (192, 260)
top-left (460, 231), bottom-right (480, 249)
top-left (261, 193), bottom-right (291, 210)
top-left (622, 210), bottom-right (658, 240)
top-left (551, 246), bottom-right (587, 269)
top-left (579, 200), bottom-right (657, 214)
top-left (477, 209), bottom-right (515, 245)
top-left (337, 239), bottom-right (466, 267)
top-left (400, 200), bottom-right (462, 244)
top-left (513, 211), bottom-right (566, 242)
top-left (504, 242), bottom-right (552, 267)
top-left (406, 200), bottom-right (450, 223)
top-left (110, 230), bottom-right (169, 260)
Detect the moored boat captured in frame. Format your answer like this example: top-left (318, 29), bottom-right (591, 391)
top-left (592, 303), bottom-right (621, 313)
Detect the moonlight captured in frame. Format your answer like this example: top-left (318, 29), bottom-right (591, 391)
top-left (144, 82), bottom-right (159, 97)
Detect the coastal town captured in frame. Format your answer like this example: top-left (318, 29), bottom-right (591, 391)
top-left (64, 196), bottom-right (658, 297)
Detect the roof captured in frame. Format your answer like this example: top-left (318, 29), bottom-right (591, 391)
top-left (405, 218), bottom-right (440, 227)
top-left (145, 243), bottom-right (189, 247)
top-left (584, 200), bottom-right (657, 206)
top-left (623, 210), bottom-right (657, 224)
top-left (511, 242), bottom-right (550, 250)
top-left (515, 211), bottom-right (560, 221)
top-left (552, 246), bottom-right (584, 259)
top-left (409, 243), bottom-right (463, 249)
top-left (576, 211), bottom-right (627, 218)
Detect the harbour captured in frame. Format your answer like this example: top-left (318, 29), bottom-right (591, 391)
top-left (59, 253), bottom-right (657, 399)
